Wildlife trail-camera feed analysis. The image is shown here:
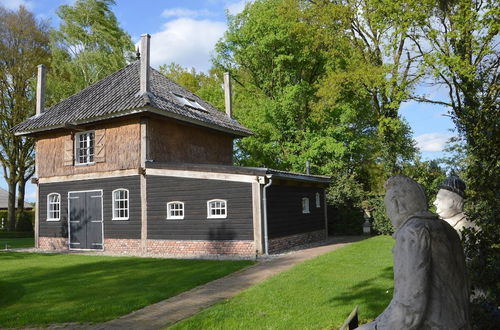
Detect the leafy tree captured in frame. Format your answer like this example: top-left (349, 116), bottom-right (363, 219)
top-left (0, 5), bottom-right (50, 231)
top-left (159, 63), bottom-right (226, 111)
top-left (48, 0), bottom-right (134, 104)
top-left (311, 0), bottom-right (420, 174)
top-left (412, 0), bottom-right (499, 325)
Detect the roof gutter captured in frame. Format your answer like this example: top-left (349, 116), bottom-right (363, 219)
top-left (262, 174), bottom-right (273, 256)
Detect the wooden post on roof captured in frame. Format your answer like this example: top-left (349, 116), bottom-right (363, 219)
top-left (36, 64), bottom-right (46, 115)
top-left (140, 34), bottom-right (151, 95)
top-left (223, 72), bottom-right (232, 118)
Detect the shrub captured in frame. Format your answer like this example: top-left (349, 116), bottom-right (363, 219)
top-left (0, 210), bottom-right (7, 230)
top-left (16, 210), bottom-right (34, 232)
top-left (368, 196), bottom-right (394, 235)
top-left (327, 204), bottom-right (364, 235)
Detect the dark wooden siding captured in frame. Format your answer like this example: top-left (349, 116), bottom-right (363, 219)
top-left (147, 176), bottom-right (253, 240)
top-left (267, 184), bottom-right (325, 239)
top-left (39, 176), bottom-right (141, 239)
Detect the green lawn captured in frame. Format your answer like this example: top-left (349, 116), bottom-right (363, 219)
top-left (0, 237), bottom-right (34, 249)
top-left (171, 236), bottom-right (394, 330)
top-left (0, 253), bottom-right (254, 327)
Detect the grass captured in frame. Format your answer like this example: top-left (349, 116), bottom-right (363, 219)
top-left (170, 236), bottom-right (395, 330)
top-left (0, 237), bottom-right (34, 249)
top-left (0, 253), bottom-right (254, 327)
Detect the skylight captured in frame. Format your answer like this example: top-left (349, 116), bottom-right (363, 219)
top-left (173, 93), bottom-right (206, 111)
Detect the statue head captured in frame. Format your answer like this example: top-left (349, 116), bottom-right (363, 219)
top-left (433, 189), bottom-right (464, 219)
top-left (384, 175), bottom-right (428, 229)
top-left (433, 174), bottom-right (466, 219)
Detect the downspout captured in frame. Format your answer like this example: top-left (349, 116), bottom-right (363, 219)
top-left (262, 175), bottom-right (273, 255)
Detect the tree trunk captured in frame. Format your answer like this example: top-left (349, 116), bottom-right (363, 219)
top-left (17, 177), bottom-right (26, 214)
top-left (7, 180), bottom-right (17, 232)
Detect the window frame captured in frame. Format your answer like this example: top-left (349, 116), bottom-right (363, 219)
top-left (74, 130), bottom-right (95, 165)
top-left (207, 199), bottom-right (228, 219)
top-left (166, 201), bottom-right (185, 220)
top-left (112, 188), bottom-right (129, 221)
top-left (302, 197), bottom-right (310, 214)
top-left (47, 193), bottom-right (61, 221)
top-left (315, 192), bottom-right (321, 208)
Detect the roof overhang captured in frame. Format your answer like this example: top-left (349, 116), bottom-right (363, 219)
top-left (14, 105), bottom-right (253, 138)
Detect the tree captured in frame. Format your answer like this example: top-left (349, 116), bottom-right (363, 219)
top-left (412, 0), bottom-right (499, 325)
top-left (310, 0), bottom-right (420, 175)
top-left (48, 0), bottom-right (135, 104)
top-left (0, 5), bottom-right (50, 231)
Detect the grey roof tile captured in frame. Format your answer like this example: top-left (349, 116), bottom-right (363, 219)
top-left (12, 61), bottom-right (252, 136)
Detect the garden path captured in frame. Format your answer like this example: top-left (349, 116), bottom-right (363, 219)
top-left (48, 236), bottom-right (365, 330)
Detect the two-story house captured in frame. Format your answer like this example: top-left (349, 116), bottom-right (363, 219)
top-left (13, 34), bottom-right (330, 257)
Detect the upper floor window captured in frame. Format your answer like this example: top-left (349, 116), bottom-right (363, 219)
top-left (47, 193), bottom-right (61, 221)
top-left (316, 192), bottom-right (321, 208)
top-left (207, 199), bottom-right (227, 219)
top-left (167, 201), bottom-right (184, 220)
top-left (302, 197), bottom-right (310, 214)
top-left (75, 131), bottom-right (95, 165)
top-left (112, 189), bottom-right (129, 220)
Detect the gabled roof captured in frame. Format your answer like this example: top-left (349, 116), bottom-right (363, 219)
top-left (0, 187), bottom-right (33, 209)
top-left (12, 61), bottom-right (252, 137)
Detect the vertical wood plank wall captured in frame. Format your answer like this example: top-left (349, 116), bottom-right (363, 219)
top-left (147, 117), bottom-right (233, 165)
top-left (36, 117), bottom-right (141, 178)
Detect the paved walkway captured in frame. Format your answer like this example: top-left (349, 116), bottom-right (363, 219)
top-left (49, 236), bottom-right (365, 330)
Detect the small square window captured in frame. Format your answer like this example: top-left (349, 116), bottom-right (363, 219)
top-left (167, 202), bottom-right (184, 220)
top-left (302, 197), bottom-right (310, 214)
top-left (207, 199), bottom-right (227, 219)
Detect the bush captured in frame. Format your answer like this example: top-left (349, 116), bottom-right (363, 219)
top-left (327, 204), bottom-right (364, 235)
top-left (0, 210), bottom-right (7, 230)
top-left (0, 231), bottom-right (33, 238)
top-left (368, 196), bottom-right (394, 235)
top-left (16, 210), bottom-right (34, 232)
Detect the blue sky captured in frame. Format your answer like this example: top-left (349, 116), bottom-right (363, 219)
top-left (0, 0), bottom-right (456, 201)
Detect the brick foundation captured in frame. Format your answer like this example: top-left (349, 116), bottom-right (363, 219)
top-left (268, 229), bottom-right (327, 254)
top-left (105, 238), bottom-right (142, 253)
top-left (39, 237), bottom-right (68, 250)
top-left (147, 239), bottom-right (256, 257)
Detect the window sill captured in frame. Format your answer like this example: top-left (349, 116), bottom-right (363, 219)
top-left (75, 162), bottom-right (96, 167)
top-left (302, 211), bottom-right (310, 214)
top-left (47, 219), bottom-right (60, 222)
top-left (112, 218), bottom-right (129, 221)
top-left (166, 217), bottom-right (184, 220)
top-left (207, 216), bottom-right (227, 220)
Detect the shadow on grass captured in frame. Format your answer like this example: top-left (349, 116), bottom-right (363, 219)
top-left (0, 281), bottom-right (25, 308)
top-left (0, 254), bottom-right (252, 327)
top-left (328, 266), bottom-right (394, 317)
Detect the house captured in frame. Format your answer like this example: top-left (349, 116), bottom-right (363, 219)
top-left (12, 34), bottom-right (330, 257)
top-left (0, 187), bottom-right (33, 211)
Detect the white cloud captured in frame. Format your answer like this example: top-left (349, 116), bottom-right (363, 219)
top-left (162, 8), bottom-right (215, 19)
top-left (415, 133), bottom-right (453, 152)
top-left (226, 0), bottom-right (252, 15)
top-left (0, 0), bottom-right (33, 10)
top-left (142, 18), bottom-right (226, 72)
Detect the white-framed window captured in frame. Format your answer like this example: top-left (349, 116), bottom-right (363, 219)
top-left (112, 189), bottom-right (129, 220)
top-left (47, 193), bottom-right (61, 221)
top-left (75, 131), bottom-right (95, 165)
top-left (302, 197), bottom-right (310, 214)
top-left (316, 192), bottom-right (321, 208)
top-left (207, 199), bottom-right (227, 219)
top-left (167, 201), bottom-right (184, 220)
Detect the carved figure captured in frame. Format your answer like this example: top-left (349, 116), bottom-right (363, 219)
top-left (434, 174), bottom-right (478, 238)
top-left (357, 175), bottom-right (470, 330)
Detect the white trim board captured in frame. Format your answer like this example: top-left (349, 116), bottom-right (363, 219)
top-left (146, 168), bottom-right (263, 183)
top-left (38, 169), bottom-right (139, 184)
